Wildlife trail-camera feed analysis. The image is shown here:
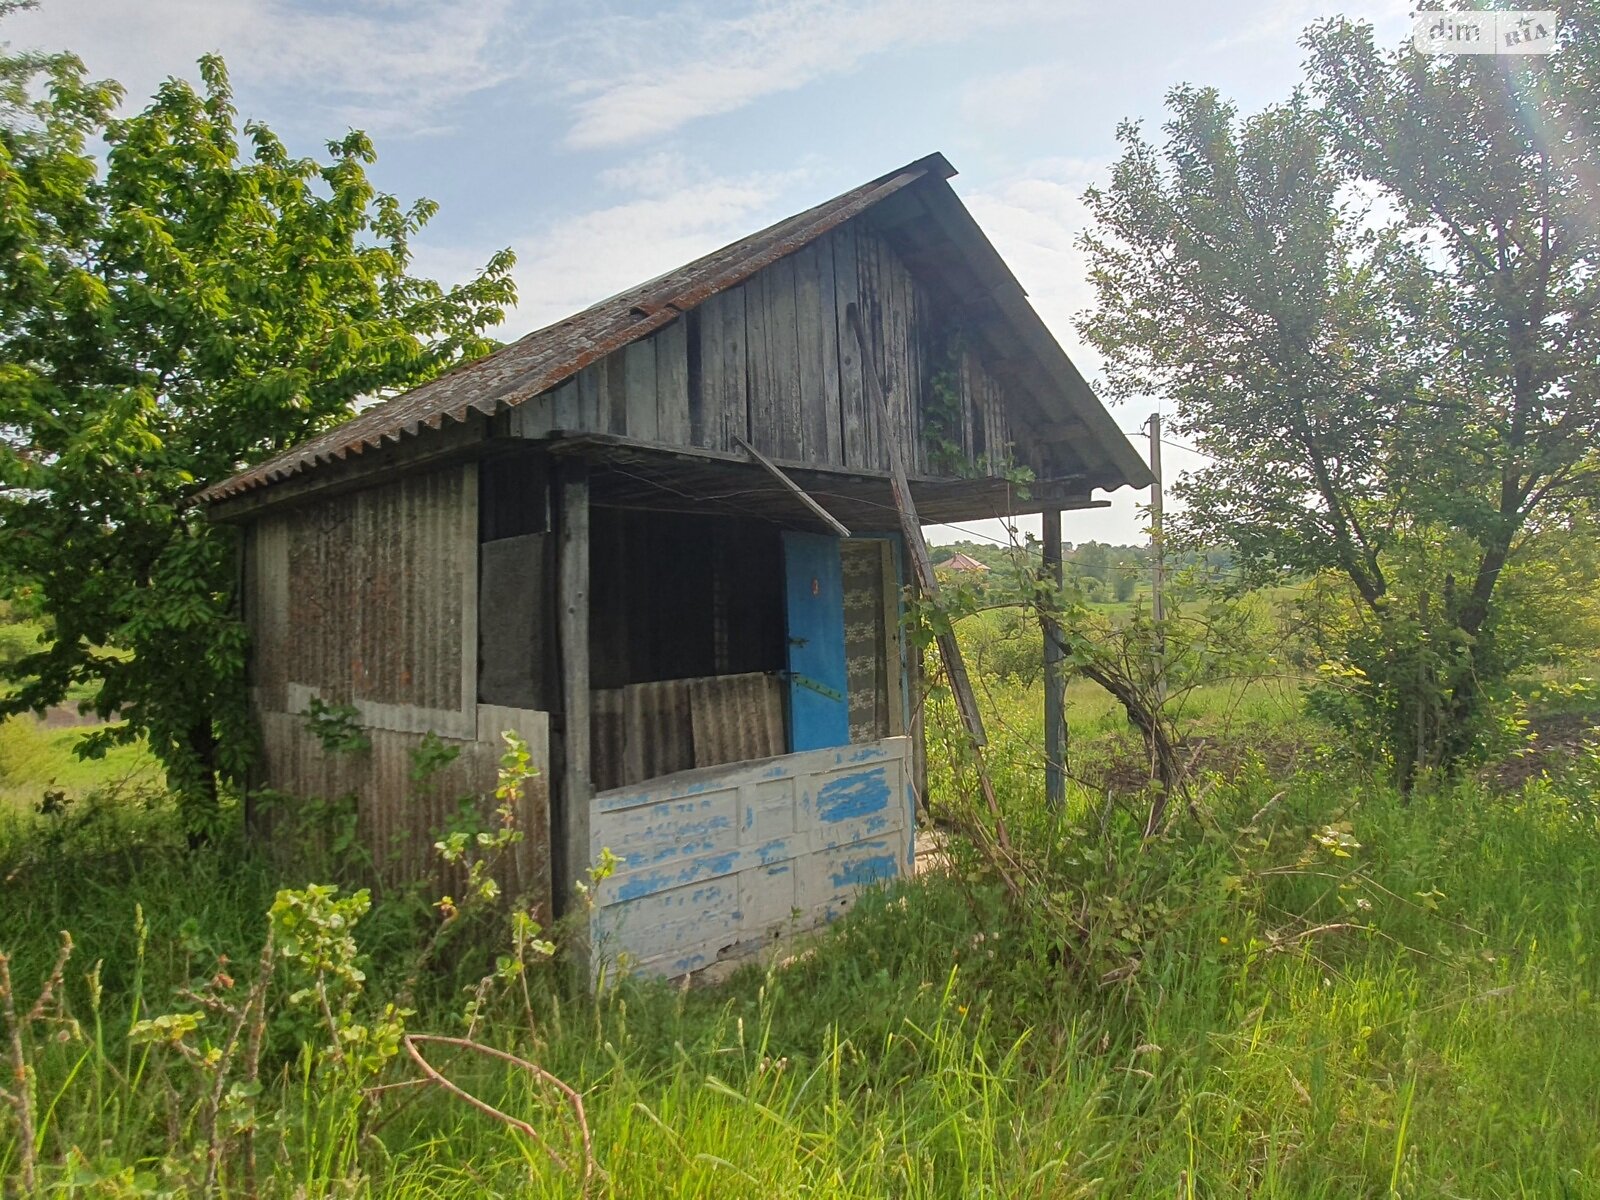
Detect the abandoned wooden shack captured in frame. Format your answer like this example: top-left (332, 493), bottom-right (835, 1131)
top-left (201, 152), bottom-right (1151, 978)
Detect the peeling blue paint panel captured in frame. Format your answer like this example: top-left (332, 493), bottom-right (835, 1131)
top-left (591, 736), bottom-right (912, 978)
top-left (599, 789), bottom-right (740, 875)
top-left (816, 767), bottom-right (890, 823)
top-left (593, 877), bottom-right (741, 966)
top-left (830, 852), bottom-right (898, 889)
top-left (796, 836), bottom-right (904, 923)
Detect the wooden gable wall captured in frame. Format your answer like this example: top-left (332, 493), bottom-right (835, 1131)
top-left (507, 221), bottom-right (1019, 479)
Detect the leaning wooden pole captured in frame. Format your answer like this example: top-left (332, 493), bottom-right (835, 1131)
top-left (846, 303), bottom-right (1011, 858)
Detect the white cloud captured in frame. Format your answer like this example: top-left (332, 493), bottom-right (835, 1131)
top-left (596, 151), bottom-right (697, 197)
top-left (553, 0), bottom-right (1075, 149)
top-left (1201, 0), bottom-right (1414, 55)
top-left (7, 0), bottom-right (523, 135)
top-left (957, 63), bottom-right (1065, 133)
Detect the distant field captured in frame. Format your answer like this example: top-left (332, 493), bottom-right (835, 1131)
top-left (0, 715), bottom-right (162, 812)
top-left (0, 612), bottom-right (162, 812)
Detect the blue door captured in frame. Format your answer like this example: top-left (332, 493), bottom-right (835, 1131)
top-left (782, 531), bottom-right (849, 751)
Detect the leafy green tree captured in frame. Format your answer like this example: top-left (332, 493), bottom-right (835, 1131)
top-left (1071, 540), bottom-right (1112, 584)
top-left (1080, 16), bottom-right (1600, 784)
top-left (0, 48), bottom-right (515, 830)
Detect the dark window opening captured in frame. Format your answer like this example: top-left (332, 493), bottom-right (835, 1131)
top-left (588, 506), bottom-right (788, 792)
top-left (588, 507), bottom-right (783, 689)
top-left (477, 451), bottom-right (554, 710)
top-left (480, 448), bottom-right (550, 542)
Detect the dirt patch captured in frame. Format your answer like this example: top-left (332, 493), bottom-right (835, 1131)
top-left (1484, 711), bottom-right (1599, 791)
top-left (36, 704), bottom-right (107, 729)
top-left (1075, 730), bottom-right (1312, 797)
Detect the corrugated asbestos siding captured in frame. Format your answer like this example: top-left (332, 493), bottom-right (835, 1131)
top-left (590, 737), bottom-right (914, 978)
top-left (590, 672), bottom-right (786, 793)
top-left (256, 707), bottom-right (551, 907)
top-left (277, 466), bottom-right (472, 716)
top-left (243, 463), bottom-right (551, 913)
top-left (508, 225), bottom-right (1015, 479)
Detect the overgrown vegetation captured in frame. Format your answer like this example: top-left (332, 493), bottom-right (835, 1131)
top-left (2, 709), bottom-right (1599, 1195)
top-left (0, 33), bottom-right (514, 833)
top-left (1080, 10), bottom-right (1600, 787)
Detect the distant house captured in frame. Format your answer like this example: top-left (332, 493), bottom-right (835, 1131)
top-left (939, 551), bottom-right (991, 574)
top-left (202, 153), bottom-right (1150, 978)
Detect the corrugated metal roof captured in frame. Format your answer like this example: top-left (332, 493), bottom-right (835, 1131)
top-left (200, 154), bottom-right (954, 503)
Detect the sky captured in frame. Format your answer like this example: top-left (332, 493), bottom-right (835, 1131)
top-left (12, 0), bottom-right (1414, 547)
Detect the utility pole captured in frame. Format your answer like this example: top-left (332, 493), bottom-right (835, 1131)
top-left (1041, 507), bottom-right (1065, 809)
top-left (1148, 412), bottom-right (1165, 628)
top-left (1148, 413), bottom-right (1166, 704)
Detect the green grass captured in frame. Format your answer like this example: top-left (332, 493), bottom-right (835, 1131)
top-left (0, 715), bottom-right (163, 812)
top-left (0, 589), bottom-right (1596, 1195)
top-left (2, 753), bottom-right (1598, 1196)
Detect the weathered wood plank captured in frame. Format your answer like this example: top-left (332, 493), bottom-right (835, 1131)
top-left (550, 378), bottom-right (579, 430)
top-left (815, 241), bottom-right (843, 466)
top-left (855, 231), bottom-right (886, 469)
top-left (687, 306), bottom-right (712, 449)
top-left (576, 363), bottom-right (603, 430)
top-left (743, 273), bottom-right (777, 456)
top-left (986, 370), bottom-right (1002, 471)
top-left (794, 243), bottom-right (839, 465)
top-left (907, 269), bottom-right (925, 472)
top-left (766, 253), bottom-right (803, 460)
top-left (966, 354), bottom-right (986, 465)
top-left (709, 287), bottom-right (748, 451)
top-left (620, 684), bottom-right (649, 786)
top-left (655, 318), bottom-right (690, 445)
top-left (792, 242), bottom-right (824, 460)
top-left (884, 242), bottom-right (916, 474)
top-left (830, 227), bottom-right (869, 471)
top-left (624, 338), bottom-right (658, 442)
top-left (604, 353), bottom-right (628, 435)
top-left (991, 370), bottom-right (1011, 467)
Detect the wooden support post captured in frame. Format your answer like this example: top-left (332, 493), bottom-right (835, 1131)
top-left (846, 303), bottom-right (986, 747)
top-left (847, 303), bottom-right (1013, 861)
top-left (555, 462), bottom-right (591, 916)
top-left (1148, 413), bottom-right (1166, 705)
top-left (1041, 507), bottom-right (1066, 809)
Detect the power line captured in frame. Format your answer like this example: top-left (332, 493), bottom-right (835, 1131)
top-left (933, 521), bottom-right (1025, 550)
top-left (1120, 430), bottom-right (1218, 462)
